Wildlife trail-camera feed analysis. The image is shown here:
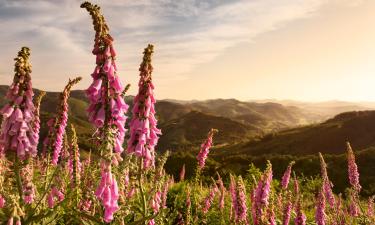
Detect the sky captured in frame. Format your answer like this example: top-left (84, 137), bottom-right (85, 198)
top-left (0, 0), bottom-right (375, 101)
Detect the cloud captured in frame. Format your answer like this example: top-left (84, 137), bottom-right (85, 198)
top-left (0, 0), bottom-right (366, 93)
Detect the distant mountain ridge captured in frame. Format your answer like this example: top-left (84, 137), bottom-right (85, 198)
top-left (216, 110), bottom-right (375, 158)
top-left (2, 85), bottom-right (375, 153)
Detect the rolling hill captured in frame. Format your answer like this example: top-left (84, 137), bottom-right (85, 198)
top-left (0, 85), bottom-right (334, 151)
top-left (216, 110), bottom-right (375, 157)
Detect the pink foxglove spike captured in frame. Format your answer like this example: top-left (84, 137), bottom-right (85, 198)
top-left (127, 44), bottom-right (161, 168)
top-left (0, 47), bottom-right (38, 159)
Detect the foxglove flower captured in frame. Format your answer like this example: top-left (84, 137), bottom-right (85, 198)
top-left (293, 174), bottom-right (299, 196)
top-left (281, 161), bottom-right (294, 190)
top-left (319, 153), bottom-right (335, 208)
top-left (294, 198), bottom-right (306, 225)
top-left (186, 187), bottom-right (191, 224)
top-left (236, 176), bottom-right (248, 224)
top-left (47, 186), bottom-right (65, 208)
top-left (283, 194), bottom-right (293, 225)
top-left (81, 2), bottom-right (128, 155)
top-left (315, 188), bottom-right (326, 225)
top-left (43, 77), bottom-right (81, 165)
top-left (367, 196), bottom-right (374, 218)
top-left (346, 142), bottom-right (361, 192)
top-left (196, 129), bottom-right (217, 169)
top-left (81, 2), bottom-right (129, 222)
top-left (0, 47), bottom-right (38, 159)
top-left (95, 162), bottom-right (119, 223)
top-left (348, 191), bottom-right (360, 217)
top-left (202, 185), bottom-right (218, 214)
top-left (31, 91), bottom-right (45, 148)
top-left (127, 44), bottom-right (161, 168)
top-left (0, 194), bottom-right (5, 208)
top-left (21, 163), bottom-right (35, 204)
top-left (267, 205), bottom-right (276, 225)
top-left (68, 125), bottom-right (82, 187)
top-left (252, 161), bottom-right (273, 224)
top-left (161, 179), bottom-right (170, 209)
top-left (217, 174), bottom-right (225, 211)
top-left (229, 175), bottom-right (238, 221)
top-left (149, 190), bottom-right (162, 225)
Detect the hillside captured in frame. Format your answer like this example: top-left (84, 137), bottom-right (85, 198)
top-left (0, 85), bottom-right (329, 151)
top-left (157, 111), bottom-right (260, 150)
top-left (4, 84), bottom-right (375, 155)
top-left (221, 110), bottom-right (375, 157)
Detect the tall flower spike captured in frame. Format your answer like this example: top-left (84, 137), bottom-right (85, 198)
top-left (253, 161), bottom-right (273, 224)
top-left (315, 188), bottom-right (326, 225)
top-left (267, 203), bottom-right (276, 225)
top-left (281, 161), bottom-right (294, 190)
top-left (367, 196), bottom-right (374, 218)
top-left (217, 173), bottom-right (225, 211)
top-left (95, 162), bottom-right (119, 223)
top-left (82, 1), bottom-right (129, 159)
top-left (21, 162), bottom-right (35, 204)
top-left (43, 77), bottom-right (81, 165)
top-left (0, 47), bottom-right (38, 159)
top-left (236, 176), bottom-right (248, 224)
top-left (69, 124), bottom-right (82, 187)
top-left (294, 197), bottom-right (307, 225)
top-left (282, 193), bottom-right (292, 225)
top-left (31, 91), bottom-right (45, 147)
top-left (346, 142), bottom-right (361, 192)
top-left (229, 175), bottom-right (238, 221)
top-left (202, 185), bottom-right (218, 214)
top-left (81, 1), bottom-right (127, 222)
top-left (196, 128), bottom-right (218, 169)
top-left (127, 44), bottom-right (161, 168)
top-left (319, 153), bottom-right (335, 208)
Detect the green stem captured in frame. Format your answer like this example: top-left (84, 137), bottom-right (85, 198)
top-left (14, 156), bottom-right (24, 204)
top-left (138, 158), bottom-right (147, 221)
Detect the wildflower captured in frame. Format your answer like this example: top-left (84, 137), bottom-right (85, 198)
top-left (127, 44), bottom-right (161, 168)
top-left (348, 191), bottom-right (360, 217)
top-left (217, 174), bottom-right (226, 211)
top-left (68, 125), bottom-right (82, 187)
top-left (267, 205), bottom-right (276, 225)
top-left (283, 193), bottom-right (292, 225)
top-left (252, 161), bottom-right (273, 224)
top-left (0, 194), bottom-right (5, 208)
top-left (95, 162), bottom-right (119, 223)
top-left (229, 175), bottom-right (238, 221)
top-left (43, 77), bottom-right (82, 165)
top-left (31, 91), bottom-right (45, 146)
top-left (47, 186), bottom-right (65, 208)
top-left (315, 188), bottom-right (326, 225)
top-left (281, 161), bottom-right (294, 190)
top-left (293, 173), bottom-right (299, 196)
top-left (236, 176), bottom-right (248, 224)
top-left (186, 187), bottom-right (191, 224)
top-left (161, 179), bottom-right (170, 209)
top-left (196, 129), bottom-right (218, 169)
top-left (81, 2), bottom-right (128, 222)
top-left (294, 198), bottom-right (306, 225)
top-left (0, 47), bottom-right (38, 159)
top-left (346, 142), bottom-right (361, 192)
top-left (367, 196), bottom-right (374, 217)
top-left (202, 185), bottom-right (218, 214)
top-left (21, 163), bottom-right (35, 204)
top-left (150, 191), bottom-right (162, 214)
top-left (319, 153), bottom-right (335, 208)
